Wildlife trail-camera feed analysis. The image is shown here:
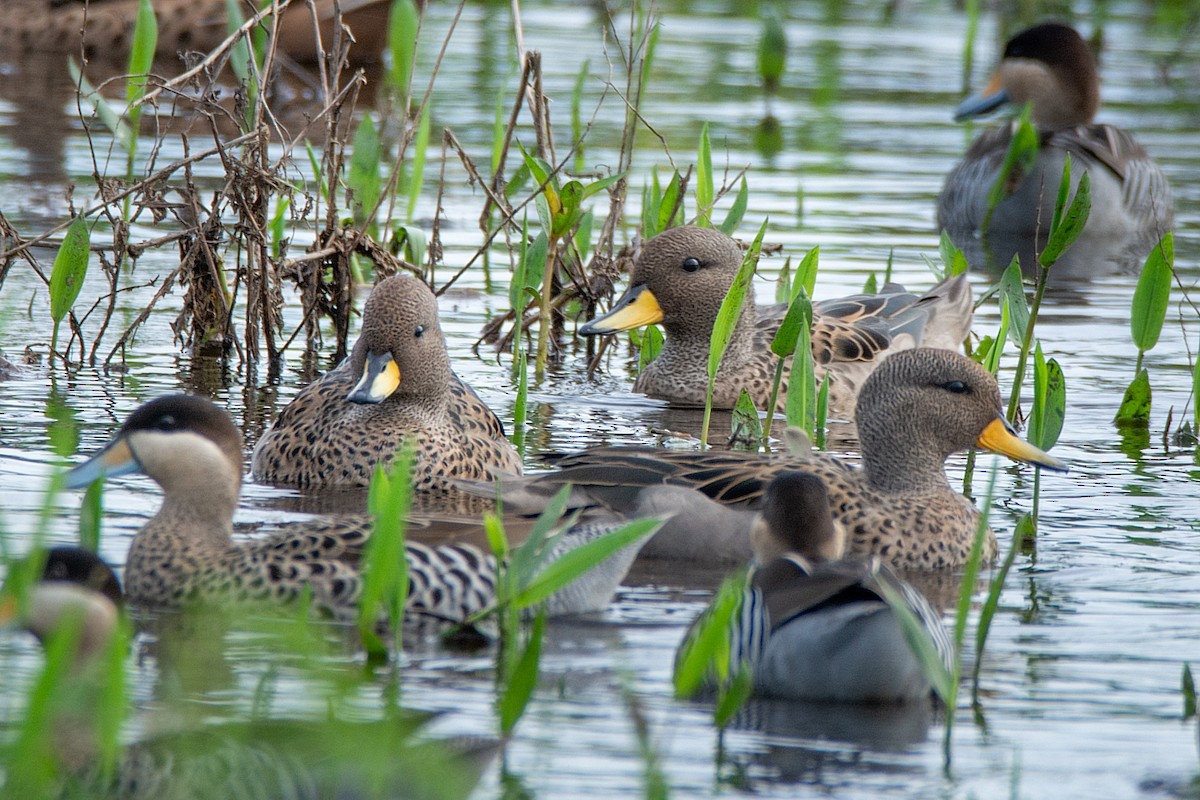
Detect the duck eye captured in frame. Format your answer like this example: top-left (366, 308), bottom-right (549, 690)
top-left (156, 414), bottom-right (178, 431)
top-left (941, 380), bottom-right (969, 394)
top-left (414, 325), bottom-right (424, 339)
top-left (681, 257), bottom-right (701, 273)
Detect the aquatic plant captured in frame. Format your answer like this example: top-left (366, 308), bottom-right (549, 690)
top-left (1116, 234), bottom-right (1175, 426)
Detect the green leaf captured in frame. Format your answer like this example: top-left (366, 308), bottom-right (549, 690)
top-left (1040, 168), bottom-right (1091, 267)
top-left (791, 246), bottom-right (819, 301)
top-left (348, 115), bottom-right (382, 230)
top-left (405, 103), bottom-right (432, 224)
top-left (68, 59), bottom-right (130, 145)
top-left (984, 299), bottom-right (1009, 374)
top-left (696, 123), bottom-right (714, 227)
top-left (387, 0), bottom-right (420, 97)
top-left (637, 325), bottom-right (663, 372)
top-left (713, 665), bottom-right (753, 728)
top-left (78, 480), bottom-right (103, 553)
top-left (125, 0), bottom-right (157, 146)
top-left (656, 171), bottom-right (684, 234)
top-left (937, 230), bottom-right (968, 278)
top-left (673, 570), bottom-right (749, 698)
top-left (862, 273), bottom-right (877, 295)
top-left (770, 288), bottom-right (810, 359)
top-left (1130, 233), bottom-right (1174, 353)
top-left (359, 447), bottom-right (413, 652)
top-left (999, 256), bottom-right (1030, 347)
top-left (707, 222), bottom-right (765, 383)
top-left (49, 217), bottom-right (92, 326)
top-left (756, 11), bottom-right (787, 91)
top-left (1114, 369), bottom-right (1152, 426)
top-left (970, 514), bottom-right (1031, 704)
top-left (719, 177), bottom-right (749, 235)
top-left (570, 59), bottom-right (589, 173)
top-left (579, 170), bottom-right (627, 202)
top-left (730, 389), bottom-right (763, 451)
top-left (1184, 663), bottom-right (1196, 720)
top-left (513, 230), bottom-right (548, 311)
top-left (985, 104), bottom-right (1038, 217)
top-left (499, 612), bottom-right (544, 734)
top-left (1028, 345), bottom-right (1065, 452)
top-left (509, 518), bottom-right (662, 610)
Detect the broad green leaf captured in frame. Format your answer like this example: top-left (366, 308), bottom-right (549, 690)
top-left (1028, 346), bottom-right (1066, 451)
top-left (513, 229), bottom-right (549, 311)
top-left (1040, 169), bottom-right (1091, 267)
top-left (937, 231), bottom-right (968, 278)
top-left (770, 288), bottom-right (810, 359)
top-left (791, 246), bottom-right (819, 301)
top-left (657, 171), bottom-right (684, 234)
top-left (637, 325), bottom-right (663, 372)
top-left (348, 115), bottom-right (382, 230)
top-left (862, 273), bottom-right (878, 295)
top-left (706, 222), bottom-right (764, 384)
top-left (1114, 368), bottom-right (1152, 426)
top-left (49, 217), bottom-right (91, 326)
top-left (999, 256), bottom-right (1030, 347)
top-left (579, 170), bottom-right (627, 201)
top-left (125, 0), bottom-right (157, 149)
top-left (387, 0), bottom-right (420, 96)
top-left (499, 612), bottom-right (544, 734)
top-left (1130, 234), bottom-right (1174, 353)
top-left (696, 123), bottom-right (714, 227)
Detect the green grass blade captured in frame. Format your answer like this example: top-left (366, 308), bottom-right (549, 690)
top-left (570, 58), bottom-right (589, 172)
top-left (790, 246), bottom-right (819, 301)
top-left (673, 569), bottom-right (749, 698)
top-left (1130, 233), bottom-right (1174, 353)
top-left (877, 577), bottom-right (955, 704)
top-left (719, 176), bottom-right (749, 235)
top-left (78, 480), bottom-right (103, 552)
top-left (696, 122), bottom-right (714, 227)
top-left (713, 665), bottom-right (753, 728)
top-left (125, 0), bottom-right (157, 168)
top-left (499, 611), bottom-right (544, 734)
top-left (359, 447), bottom-right (414, 654)
top-left (68, 59), bottom-right (130, 145)
top-left (657, 171), bottom-right (684, 234)
top-left (405, 104), bottom-right (432, 224)
top-left (1184, 663), bottom-right (1196, 719)
top-left (970, 513), bottom-right (1030, 705)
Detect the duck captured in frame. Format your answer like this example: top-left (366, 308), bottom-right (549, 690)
top-left (578, 226), bottom-right (974, 421)
top-left (481, 348), bottom-right (1067, 571)
top-left (676, 471), bottom-right (952, 703)
top-left (67, 394), bottom-right (654, 623)
top-left (937, 22), bottom-right (1173, 274)
top-left (0, 0), bottom-right (391, 66)
top-left (0, 548), bottom-right (499, 799)
top-left (252, 274), bottom-right (523, 491)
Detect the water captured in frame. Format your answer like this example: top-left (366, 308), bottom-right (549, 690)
top-left (1, 1), bottom-right (1199, 798)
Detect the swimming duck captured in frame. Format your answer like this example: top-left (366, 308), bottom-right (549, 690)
top-left (484, 348), bottom-right (1067, 571)
top-left (252, 274), bottom-right (523, 491)
top-left (0, 0), bottom-right (391, 66)
top-left (68, 394), bottom-right (651, 622)
top-left (937, 22), bottom-right (1173, 273)
top-left (0, 549), bottom-right (499, 799)
top-left (579, 226), bottom-right (973, 420)
top-left (677, 471), bottom-right (952, 703)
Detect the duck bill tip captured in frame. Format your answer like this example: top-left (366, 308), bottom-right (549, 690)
top-left (578, 285), bottom-right (663, 336)
top-left (64, 438), bottom-right (138, 490)
top-left (346, 353), bottom-right (400, 405)
top-left (953, 72), bottom-right (1009, 121)
top-left (976, 417), bottom-right (1068, 472)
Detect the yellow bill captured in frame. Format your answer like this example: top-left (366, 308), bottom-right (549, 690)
top-left (578, 284), bottom-right (664, 335)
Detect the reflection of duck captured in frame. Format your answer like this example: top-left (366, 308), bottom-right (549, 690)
top-left (484, 348), bottom-right (1066, 570)
top-left (1, 548), bottom-right (498, 799)
top-left (67, 394), bottom-right (651, 621)
top-left (0, 0), bottom-right (391, 66)
top-left (938, 22), bottom-right (1173, 274)
top-left (579, 226), bottom-right (973, 421)
top-left (252, 275), bottom-right (523, 491)
top-left (678, 472), bottom-right (951, 702)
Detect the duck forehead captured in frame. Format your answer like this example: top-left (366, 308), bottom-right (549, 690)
top-left (635, 227), bottom-right (740, 278)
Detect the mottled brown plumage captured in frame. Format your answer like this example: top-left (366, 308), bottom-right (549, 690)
top-left (251, 275), bottom-right (522, 491)
top-left (487, 349), bottom-right (1067, 571)
top-left (0, 0), bottom-right (390, 66)
top-left (579, 226), bottom-right (974, 420)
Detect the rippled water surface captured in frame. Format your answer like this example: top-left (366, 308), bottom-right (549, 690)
top-left (2, 1), bottom-right (1200, 798)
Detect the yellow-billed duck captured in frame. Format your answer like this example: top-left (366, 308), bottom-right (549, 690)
top-left (482, 348), bottom-right (1067, 571)
top-left (580, 226), bottom-right (973, 420)
top-left (251, 274), bottom-right (523, 491)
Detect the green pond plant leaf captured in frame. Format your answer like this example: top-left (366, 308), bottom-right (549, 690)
top-left (730, 389), bottom-right (763, 451)
top-left (499, 611), bottom-right (544, 735)
top-left (696, 122), bottom-right (714, 227)
top-left (48, 216), bottom-right (91, 361)
top-left (387, 0), bottom-right (420, 100)
top-left (999, 257), bottom-right (1030, 348)
top-left (1040, 161), bottom-right (1091, 267)
top-left (1115, 368), bottom-right (1152, 427)
top-left (1130, 233), bottom-right (1174, 358)
top-left (720, 176), bottom-right (749, 235)
top-left (1028, 344), bottom-right (1065, 452)
top-left (757, 10), bottom-right (787, 92)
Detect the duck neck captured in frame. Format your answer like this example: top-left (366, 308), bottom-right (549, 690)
top-left (150, 466), bottom-right (240, 551)
top-left (661, 296), bottom-right (759, 370)
top-left (859, 426), bottom-right (953, 496)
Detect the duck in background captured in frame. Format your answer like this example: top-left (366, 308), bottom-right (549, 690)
top-left (0, 0), bottom-right (392, 66)
top-left (580, 225), bottom-right (974, 421)
top-left (252, 274), bottom-right (523, 492)
top-left (937, 22), bottom-right (1173, 276)
top-left (676, 471), bottom-right (952, 702)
